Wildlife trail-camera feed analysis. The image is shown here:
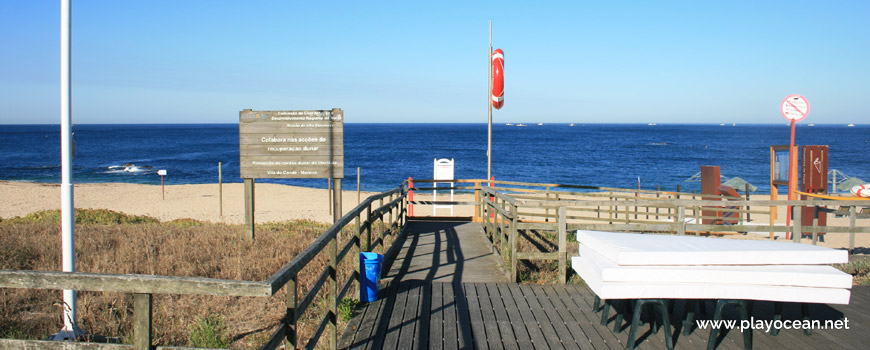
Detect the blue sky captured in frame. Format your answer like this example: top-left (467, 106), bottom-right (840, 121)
top-left (0, 0), bottom-right (867, 124)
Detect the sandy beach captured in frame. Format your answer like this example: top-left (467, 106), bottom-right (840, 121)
top-left (1, 180), bottom-right (865, 251)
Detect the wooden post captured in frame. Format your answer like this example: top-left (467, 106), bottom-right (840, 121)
top-left (609, 190), bottom-right (614, 223)
top-left (558, 206), bottom-right (567, 284)
top-left (655, 185), bottom-right (660, 220)
top-left (510, 203), bottom-right (518, 282)
top-left (792, 205), bottom-right (802, 243)
top-left (366, 203), bottom-right (372, 252)
top-left (133, 293), bottom-right (152, 350)
top-left (677, 206), bottom-right (686, 236)
top-left (244, 178), bottom-right (255, 240)
top-left (328, 178), bottom-right (332, 216)
top-left (745, 183), bottom-right (751, 222)
top-left (355, 213), bottom-right (361, 297)
top-left (849, 206), bottom-right (856, 253)
top-left (285, 275), bottom-right (298, 350)
top-left (328, 221), bottom-right (338, 349)
top-left (378, 197), bottom-right (384, 254)
top-left (357, 167), bottom-right (361, 207)
top-left (218, 162), bottom-right (222, 218)
top-left (333, 178), bottom-right (342, 225)
top-left (811, 206), bottom-right (819, 245)
top-left (545, 186), bottom-right (551, 222)
top-left (474, 181), bottom-right (481, 220)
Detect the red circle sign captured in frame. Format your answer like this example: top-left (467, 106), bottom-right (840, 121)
top-left (781, 94), bottom-right (810, 122)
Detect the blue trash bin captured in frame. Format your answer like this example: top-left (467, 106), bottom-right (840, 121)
top-left (360, 252), bottom-right (384, 302)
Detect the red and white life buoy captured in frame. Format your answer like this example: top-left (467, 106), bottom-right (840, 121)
top-left (491, 48), bottom-right (504, 109)
top-left (852, 184), bottom-right (870, 198)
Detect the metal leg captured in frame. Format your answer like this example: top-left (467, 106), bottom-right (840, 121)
top-left (601, 299), bottom-right (612, 326)
top-left (614, 300), bottom-right (628, 333)
top-left (660, 300), bottom-right (674, 350)
top-left (684, 299), bottom-right (698, 336)
top-left (594, 295), bottom-right (602, 313)
top-left (802, 303), bottom-right (812, 336)
top-left (738, 301), bottom-right (753, 350)
top-left (708, 300), bottom-right (752, 350)
top-left (626, 300), bottom-right (644, 350)
top-left (771, 302), bottom-right (783, 336)
top-left (648, 303), bottom-right (659, 334)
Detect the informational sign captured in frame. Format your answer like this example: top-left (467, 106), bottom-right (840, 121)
top-left (157, 169), bottom-right (167, 176)
top-left (780, 94), bottom-right (810, 122)
top-left (433, 158), bottom-right (455, 216)
top-left (434, 158), bottom-right (455, 180)
top-left (239, 109), bottom-right (344, 179)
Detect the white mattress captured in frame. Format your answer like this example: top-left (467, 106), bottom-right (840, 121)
top-left (572, 256), bottom-right (851, 304)
top-left (579, 244), bottom-right (853, 288)
top-left (576, 230), bottom-right (848, 265)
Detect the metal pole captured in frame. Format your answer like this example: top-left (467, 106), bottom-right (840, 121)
top-left (487, 21), bottom-right (493, 182)
top-left (59, 0), bottom-right (78, 338)
top-left (787, 120), bottom-right (796, 227)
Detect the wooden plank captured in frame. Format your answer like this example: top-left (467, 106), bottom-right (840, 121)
top-left (506, 283), bottom-right (550, 349)
top-left (443, 282), bottom-right (464, 350)
top-left (527, 285), bottom-right (579, 349)
top-left (346, 290), bottom-right (386, 350)
top-left (133, 293), bottom-right (152, 350)
top-left (518, 284), bottom-right (565, 350)
top-left (541, 285), bottom-right (596, 350)
top-left (550, 285), bottom-right (618, 350)
top-left (564, 285), bottom-right (625, 350)
top-left (415, 281), bottom-right (432, 349)
top-left (464, 282), bottom-right (489, 349)
top-left (381, 281), bottom-right (410, 350)
top-left (429, 282), bottom-right (444, 350)
top-left (495, 283), bottom-right (533, 349)
top-left (0, 270), bottom-right (271, 297)
top-left (485, 283), bottom-right (517, 350)
top-left (397, 281), bottom-right (421, 350)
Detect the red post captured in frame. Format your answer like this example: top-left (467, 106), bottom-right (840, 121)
top-left (161, 175), bottom-right (165, 200)
top-left (786, 120), bottom-right (796, 234)
top-left (408, 177), bottom-right (414, 217)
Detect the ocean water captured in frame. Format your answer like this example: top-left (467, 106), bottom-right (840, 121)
top-left (1, 123), bottom-right (868, 193)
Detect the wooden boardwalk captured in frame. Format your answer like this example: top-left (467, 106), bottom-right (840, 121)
top-left (340, 220), bottom-right (870, 349)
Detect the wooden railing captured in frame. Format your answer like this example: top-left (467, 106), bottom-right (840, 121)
top-left (0, 185), bottom-right (409, 350)
top-left (478, 185), bottom-right (870, 284)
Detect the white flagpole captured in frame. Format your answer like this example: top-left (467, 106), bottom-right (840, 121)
top-left (58, 0), bottom-right (79, 339)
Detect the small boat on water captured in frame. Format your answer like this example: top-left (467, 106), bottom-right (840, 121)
top-left (720, 123), bottom-right (726, 126)
top-left (808, 123), bottom-right (815, 126)
top-left (538, 122), bottom-right (544, 126)
top-left (516, 123), bottom-right (527, 127)
top-left (648, 123), bottom-right (656, 126)
top-left (847, 123), bottom-right (855, 127)
top-left (569, 123), bottom-right (575, 126)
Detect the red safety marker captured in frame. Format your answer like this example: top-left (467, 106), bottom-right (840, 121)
top-left (491, 49), bottom-right (504, 109)
top-left (408, 177), bottom-right (414, 217)
top-left (780, 95), bottom-right (809, 237)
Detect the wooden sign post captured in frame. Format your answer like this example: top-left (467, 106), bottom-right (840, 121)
top-left (239, 109), bottom-right (345, 239)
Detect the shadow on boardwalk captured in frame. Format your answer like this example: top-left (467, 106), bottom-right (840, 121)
top-left (340, 220), bottom-right (870, 349)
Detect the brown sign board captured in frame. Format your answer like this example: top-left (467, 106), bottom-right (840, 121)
top-left (239, 109), bottom-right (344, 179)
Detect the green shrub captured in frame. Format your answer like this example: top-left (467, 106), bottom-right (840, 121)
top-left (189, 315), bottom-right (230, 348)
top-left (338, 297), bottom-right (359, 322)
top-left (835, 260), bottom-right (870, 285)
top-left (1, 209), bottom-right (158, 225)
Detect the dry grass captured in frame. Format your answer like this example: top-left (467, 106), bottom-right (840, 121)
top-left (0, 209), bottom-right (362, 349)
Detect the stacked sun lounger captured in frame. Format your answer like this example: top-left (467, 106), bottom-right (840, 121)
top-left (571, 230), bottom-right (852, 349)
